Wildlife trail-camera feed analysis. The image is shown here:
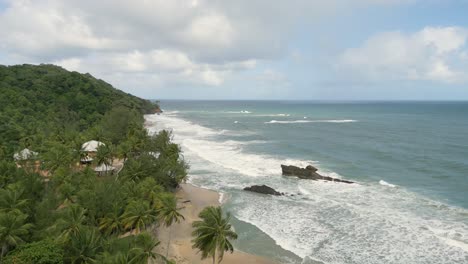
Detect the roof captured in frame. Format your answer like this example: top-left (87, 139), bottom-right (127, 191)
top-left (94, 163), bottom-right (115, 172)
top-left (148, 151), bottom-right (161, 159)
top-left (82, 140), bottom-right (105, 152)
top-left (80, 156), bottom-right (93, 162)
top-left (13, 148), bottom-right (38, 161)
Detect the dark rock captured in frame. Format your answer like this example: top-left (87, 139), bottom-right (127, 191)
top-left (153, 107), bottom-right (163, 115)
top-left (281, 164), bottom-right (354, 184)
top-left (243, 185), bottom-right (283, 196)
top-left (281, 164), bottom-right (322, 179)
top-left (306, 165), bottom-right (318, 172)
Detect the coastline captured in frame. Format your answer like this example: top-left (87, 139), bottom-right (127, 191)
top-left (155, 183), bottom-right (277, 264)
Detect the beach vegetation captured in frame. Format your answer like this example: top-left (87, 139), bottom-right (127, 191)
top-left (192, 206), bottom-right (238, 264)
top-left (0, 64), bottom-right (186, 263)
top-left (156, 193), bottom-right (185, 257)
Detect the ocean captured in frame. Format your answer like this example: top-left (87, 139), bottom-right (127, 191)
top-left (145, 100), bottom-right (468, 264)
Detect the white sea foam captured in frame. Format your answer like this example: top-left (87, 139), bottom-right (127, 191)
top-left (253, 113), bottom-right (291, 117)
top-left (265, 119), bottom-right (357, 124)
top-left (226, 110), bottom-right (252, 114)
top-left (163, 110), bottom-right (179, 114)
top-left (379, 180), bottom-right (396, 188)
top-left (145, 113), bottom-right (468, 264)
top-left (218, 192), bottom-right (226, 204)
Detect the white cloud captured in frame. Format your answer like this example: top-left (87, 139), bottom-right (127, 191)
top-left (258, 69), bottom-right (290, 87)
top-left (0, 0), bottom-right (122, 59)
top-left (419, 26), bottom-right (467, 54)
top-left (339, 26), bottom-right (468, 83)
top-left (183, 14), bottom-right (234, 48)
top-left (52, 49), bottom-right (257, 88)
top-left (0, 0), bottom-right (442, 98)
top-left (53, 57), bottom-right (81, 71)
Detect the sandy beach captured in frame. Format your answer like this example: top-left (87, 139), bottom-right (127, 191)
top-left (155, 183), bottom-right (277, 264)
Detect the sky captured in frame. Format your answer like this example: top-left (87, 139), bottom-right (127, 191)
top-left (0, 0), bottom-right (467, 100)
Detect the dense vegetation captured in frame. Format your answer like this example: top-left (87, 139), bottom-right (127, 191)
top-left (192, 206), bottom-right (238, 264)
top-left (0, 64), bottom-right (189, 263)
top-left (0, 64), bottom-right (155, 157)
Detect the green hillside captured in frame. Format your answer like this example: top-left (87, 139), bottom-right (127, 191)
top-left (0, 64), bottom-right (156, 156)
top-left (0, 64), bottom-right (188, 263)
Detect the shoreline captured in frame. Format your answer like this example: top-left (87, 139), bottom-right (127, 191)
top-left (154, 183), bottom-right (277, 264)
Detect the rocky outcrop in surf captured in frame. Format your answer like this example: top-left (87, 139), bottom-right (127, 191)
top-left (281, 165), bottom-right (354, 184)
top-left (153, 107), bottom-right (163, 114)
top-left (244, 185), bottom-right (284, 196)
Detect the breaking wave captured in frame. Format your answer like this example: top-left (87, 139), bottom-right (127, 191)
top-left (265, 119), bottom-right (357, 124)
top-left (379, 180), bottom-right (396, 188)
top-left (145, 113), bottom-right (468, 264)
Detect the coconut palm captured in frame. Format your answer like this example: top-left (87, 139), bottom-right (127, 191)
top-left (138, 178), bottom-right (164, 207)
top-left (53, 205), bottom-right (87, 243)
top-left (67, 227), bottom-right (102, 264)
top-left (0, 185), bottom-right (29, 214)
top-left (99, 211), bottom-right (122, 236)
top-left (117, 142), bottom-right (132, 163)
top-left (41, 143), bottom-right (74, 173)
top-left (98, 251), bottom-right (132, 264)
top-left (129, 232), bottom-right (167, 264)
top-left (120, 201), bottom-right (156, 234)
top-left (95, 144), bottom-right (113, 167)
top-left (191, 206), bottom-right (238, 264)
top-left (0, 212), bottom-right (33, 259)
top-left (156, 193), bottom-right (184, 258)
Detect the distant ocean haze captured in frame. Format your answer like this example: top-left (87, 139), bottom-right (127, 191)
top-left (146, 101), bottom-right (468, 264)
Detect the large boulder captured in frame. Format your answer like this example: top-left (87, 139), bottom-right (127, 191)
top-left (281, 165), bottom-right (354, 184)
top-left (153, 107), bottom-right (163, 114)
top-left (243, 185), bottom-right (283, 196)
top-left (281, 164), bottom-right (322, 179)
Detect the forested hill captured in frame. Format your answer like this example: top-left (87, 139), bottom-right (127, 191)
top-left (0, 64), bottom-right (189, 263)
top-left (0, 64), bottom-right (156, 156)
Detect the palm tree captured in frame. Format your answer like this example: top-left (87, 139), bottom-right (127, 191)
top-left (129, 232), bottom-right (167, 264)
top-left (99, 211), bottom-right (122, 236)
top-left (191, 206), bottom-right (238, 264)
top-left (120, 201), bottom-right (156, 234)
top-left (0, 212), bottom-right (34, 259)
top-left (53, 205), bottom-right (87, 243)
top-left (0, 185), bottom-right (29, 214)
top-left (117, 141), bottom-right (132, 163)
top-left (138, 178), bottom-right (164, 208)
top-left (58, 181), bottom-right (77, 205)
top-left (98, 251), bottom-right (132, 264)
top-left (41, 143), bottom-right (74, 173)
top-left (156, 193), bottom-right (184, 258)
top-left (67, 227), bottom-right (102, 264)
top-left (95, 144), bottom-right (113, 167)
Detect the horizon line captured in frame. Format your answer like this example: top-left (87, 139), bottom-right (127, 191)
top-left (146, 98), bottom-right (468, 102)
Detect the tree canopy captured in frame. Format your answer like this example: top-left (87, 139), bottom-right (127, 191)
top-left (0, 64), bottom-right (187, 263)
top-left (0, 64), bottom-right (155, 156)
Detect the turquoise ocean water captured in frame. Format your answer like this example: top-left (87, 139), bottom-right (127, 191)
top-left (146, 101), bottom-right (468, 264)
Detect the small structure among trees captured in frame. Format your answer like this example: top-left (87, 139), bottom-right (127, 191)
top-left (13, 148), bottom-right (41, 174)
top-left (93, 163), bottom-right (115, 176)
top-left (81, 140), bottom-right (105, 165)
top-left (13, 148), bottom-right (38, 162)
top-left (81, 140), bottom-right (105, 155)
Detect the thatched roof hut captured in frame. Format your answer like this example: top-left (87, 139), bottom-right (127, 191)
top-left (94, 163), bottom-right (115, 176)
top-left (148, 151), bottom-right (160, 159)
top-left (13, 148), bottom-right (38, 161)
top-left (81, 140), bottom-right (105, 152)
top-left (80, 156), bottom-right (93, 164)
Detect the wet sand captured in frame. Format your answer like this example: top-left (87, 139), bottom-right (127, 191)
top-left (155, 183), bottom-right (277, 264)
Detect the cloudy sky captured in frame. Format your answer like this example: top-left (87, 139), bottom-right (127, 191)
top-left (1, 0), bottom-right (468, 100)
